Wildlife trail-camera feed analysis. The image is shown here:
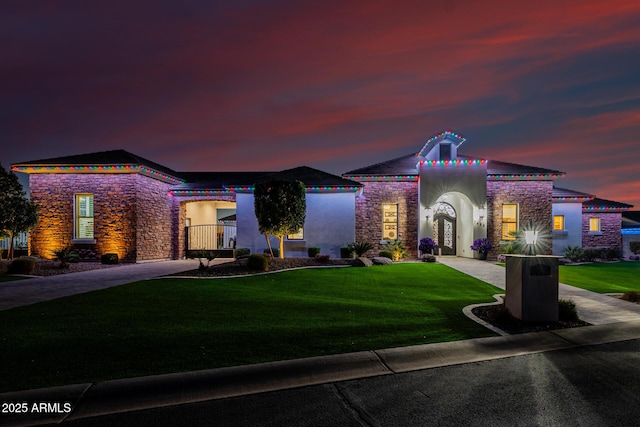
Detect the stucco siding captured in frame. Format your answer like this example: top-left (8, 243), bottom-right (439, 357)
top-left (551, 202), bottom-right (582, 255)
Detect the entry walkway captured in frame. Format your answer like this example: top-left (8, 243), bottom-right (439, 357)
top-left (0, 259), bottom-right (206, 311)
top-left (438, 256), bottom-right (640, 325)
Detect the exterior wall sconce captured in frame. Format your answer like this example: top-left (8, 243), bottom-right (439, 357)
top-left (425, 207), bottom-right (433, 220)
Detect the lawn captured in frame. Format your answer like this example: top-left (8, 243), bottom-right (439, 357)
top-left (559, 262), bottom-right (640, 293)
top-left (0, 263), bottom-right (501, 393)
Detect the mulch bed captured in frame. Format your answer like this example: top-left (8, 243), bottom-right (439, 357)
top-left (175, 257), bottom-right (354, 277)
top-left (1, 259), bottom-right (122, 277)
top-left (472, 304), bottom-right (590, 334)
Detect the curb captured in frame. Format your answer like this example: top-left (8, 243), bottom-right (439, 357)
top-left (4, 320), bottom-right (640, 426)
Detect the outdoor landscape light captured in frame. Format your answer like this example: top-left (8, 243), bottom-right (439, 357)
top-left (524, 230), bottom-right (539, 245)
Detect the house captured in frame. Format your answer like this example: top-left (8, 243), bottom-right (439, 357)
top-left (12, 131), bottom-right (632, 262)
top-left (622, 211), bottom-right (640, 258)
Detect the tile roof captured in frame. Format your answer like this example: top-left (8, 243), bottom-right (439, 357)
top-left (343, 153), bottom-right (565, 177)
top-left (552, 187), bottom-right (594, 199)
top-left (583, 197), bottom-right (633, 211)
top-left (13, 149), bottom-right (182, 180)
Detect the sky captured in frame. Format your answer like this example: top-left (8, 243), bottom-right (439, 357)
top-left (2, 0), bottom-right (640, 207)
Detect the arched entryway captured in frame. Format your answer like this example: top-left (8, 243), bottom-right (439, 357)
top-left (433, 202), bottom-right (457, 255)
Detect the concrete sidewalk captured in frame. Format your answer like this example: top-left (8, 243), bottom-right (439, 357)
top-left (0, 259), bottom-right (205, 311)
top-left (438, 257), bottom-right (640, 325)
top-left (3, 257), bottom-right (640, 426)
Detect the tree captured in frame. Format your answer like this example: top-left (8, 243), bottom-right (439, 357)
top-left (0, 163), bottom-right (39, 259)
top-left (254, 180), bottom-right (306, 259)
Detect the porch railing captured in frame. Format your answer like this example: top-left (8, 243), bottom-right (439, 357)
top-left (0, 232), bottom-right (28, 251)
top-left (185, 224), bottom-right (237, 251)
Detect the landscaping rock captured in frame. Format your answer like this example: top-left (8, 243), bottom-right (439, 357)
top-left (372, 257), bottom-right (393, 265)
top-left (351, 257), bottom-right (373, 267)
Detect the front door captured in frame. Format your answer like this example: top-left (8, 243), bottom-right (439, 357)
top-left (433, 202), bottom-right (457, 255)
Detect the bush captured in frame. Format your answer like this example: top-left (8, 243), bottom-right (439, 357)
top-left (418, 238), bottom-right (438, 254)
top-left (340, 246), bottom-right (355, 258)
top-left (263, 248), bottom-right (279, 258)
top-left (9, 257), bottom-right (35, 274)
top-left (582, 247), bottom-right (601, 262)
top-left (602, 247), bottom-right (623, 261)
top-left (349, 242), bottom-right (373, 257)
top-left (558, 299), bottom-right (578, 322)
top-left (630, 255), bottom-right (640, 261)
top-left (379, 250), bottom-right (394, 259)
top-left (385, 240), bottom-right (407, 261)
top-left (248, 254), bottom-right (269, 272)
top-left (52, 247), bottom-right (79, 268)
top-left (101, 253), bottom-right (119, 265)
top-left (564, 246), bottom-right (583, 263)
top-left (307, 247), bottom-right (321, 258)
top-left (630, 241), bottom-right (640, 255)
top-left (234, 248), bottom-right (250, 258)
top-left (422, 254), bottom-right (436, 263)
top-left (315, 254), bottom-right (331, 263)
top-left (0, 261), bottom-right (8, 275)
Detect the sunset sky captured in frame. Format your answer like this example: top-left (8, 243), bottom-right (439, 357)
top-left (3, 0), bottom-right (639, 207)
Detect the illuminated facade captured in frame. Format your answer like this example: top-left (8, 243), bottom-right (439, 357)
top-left (12, 132), bottom-right (633, 261)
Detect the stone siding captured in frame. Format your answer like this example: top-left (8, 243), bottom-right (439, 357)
top-left (486, 180), bottom-right (553, 256)
top-left (355, 181), bottom-right (419, 258)
top-left (582, 212), bottom-right (622, 248)
top-left (29, 173), bottom-right (137, 261)
top-left (135, 175), bottom-right (173, 261)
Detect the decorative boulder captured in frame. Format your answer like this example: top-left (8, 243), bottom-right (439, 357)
top-left (372, 257), bottom-right (393, 265)
top-left (351, 257), bottom-right (373, 267)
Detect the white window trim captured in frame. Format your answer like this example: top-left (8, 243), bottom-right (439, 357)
top-left (73, 193), bottom-right (96, 243)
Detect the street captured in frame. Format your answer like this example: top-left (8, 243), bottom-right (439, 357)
top-left (52, 339), bottom-right (640, 426)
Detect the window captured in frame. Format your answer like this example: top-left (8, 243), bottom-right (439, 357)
top-left (439, 143), bottom-right (452, 160)
top-left (502, 204), bottom-right (518, 240)
top-left (589, 217), bottom-right (600, 232)
top-left (75, 194), bottom-right (94, 239)
top-left (553, 215), bottom-right (565, 231)
top-left (287, 228), bottom-right (304, 240)
top-left (382, 203), bottom-right (398, 240)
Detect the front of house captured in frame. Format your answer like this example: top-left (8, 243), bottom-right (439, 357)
top-left (12, 131), bottom-right (633, 262)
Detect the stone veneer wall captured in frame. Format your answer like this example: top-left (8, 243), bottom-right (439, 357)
top-left (172, 195), bottom-right (236, 259)
top-left (29, 173), bottom-right (137, 261)
top-left (486, 180), bottom-right (553, 256)
top-left (355, 181), bottom-right (419, 258)
top-left (135, 174), bottom-right (174, 261)
top-left (582, 212), bottom-right (622, 248)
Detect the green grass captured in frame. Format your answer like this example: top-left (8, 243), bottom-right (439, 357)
top-left (559, 262), bottom-right (640, 293)
top-left (0, 263), bottom-right (501, 392)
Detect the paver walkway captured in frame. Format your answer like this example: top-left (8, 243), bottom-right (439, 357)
top-left (438, 256), bottom-right (640, 325)
top-left (0, 259), bottom-right (206, 311)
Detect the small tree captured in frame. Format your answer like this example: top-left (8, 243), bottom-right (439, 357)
top-left (254, 180), bottom-right (306, 259)
top-left (0, 163), bottom-right (39, 259)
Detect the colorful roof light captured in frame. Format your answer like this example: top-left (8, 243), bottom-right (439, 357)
top-left (342, 175), bottom-right (418, 182)
top-left (11, 164), bottom-right (184, 184)
top-left (420, 159), bottom-right (486, 166)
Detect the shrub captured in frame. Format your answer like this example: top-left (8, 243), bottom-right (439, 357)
top-left (349, 242), bottom-right (373, 257)
top-left (418, 238), bottom-right (438, 254)
top-left (315, 254), bottom-right (331, 263)
top-left (630, 241), bottom-right (640, 255)
top-left (248, 254), bottom-right (269, 272)
top-left (234, 248), bottom-right (250, 258)
top-left (9, 257), bottom-right (35, 274)
top-left (385, 240), bottom-right (407, 261)
top-left (602, 247), bottom-right (623, 261)
top-left (630, 255), bottom-right (640, 261)
top-left (0, 261), bottom-right (8, 275)
top-left (379, 250), bottom-right (394, 259)
top-left (101, 253), bottom-right (119, 265)
top-left (621, 291), bottom-right (640, 303)
top-left (422, 254), bottom-right (436, 263)
top-left (263, 248), bottom-right (279, 258)
top-left (564, 246), bottom-right (584, 263)
top-left (470, 238), bottom-right (493, 254)
top-left (340, 246), bottom-right (355, 258)
top-left (307, 247), bottom-right (321, 258)
top-left (52, 247), bottom-right (79, 268)
top-left (582, 247), bottom-right (601, 262)
top-left (558, 299), bottom-right (578, 322)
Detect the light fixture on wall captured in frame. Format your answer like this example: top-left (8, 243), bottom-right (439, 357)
top-left (425, 207), bottom-right (433, 221)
